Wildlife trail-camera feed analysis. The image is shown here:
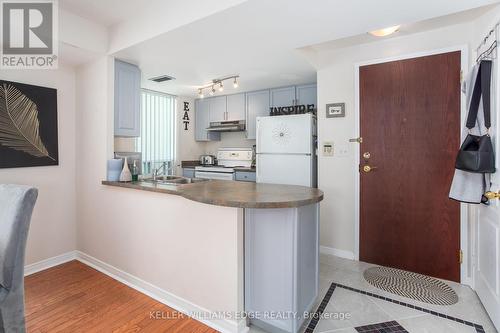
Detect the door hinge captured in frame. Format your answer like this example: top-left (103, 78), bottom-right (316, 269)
top-left (460, 70), bottom-right (463, 83)
top-left (459, 250), bottom-right (463, 264)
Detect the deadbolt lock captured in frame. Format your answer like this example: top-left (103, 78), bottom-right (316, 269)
top-left (363, 152), bottom-right (371, 159)
top-left (349, 137), bottom-right (363, 144)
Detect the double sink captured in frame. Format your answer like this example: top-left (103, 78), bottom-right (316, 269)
top-left (142, 176), bottom-right (209, 185)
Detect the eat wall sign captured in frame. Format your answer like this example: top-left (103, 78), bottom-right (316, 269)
top-left (270, 104), bottom-right (316, 116)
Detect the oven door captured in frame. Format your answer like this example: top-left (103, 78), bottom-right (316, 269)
top-left (195, 171), bottom-right (235, 181)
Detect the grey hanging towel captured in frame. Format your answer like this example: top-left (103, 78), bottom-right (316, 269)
top-left (449, 63), bottom-right (492, 204)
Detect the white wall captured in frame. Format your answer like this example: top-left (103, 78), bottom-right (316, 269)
top-left (75, 57), bottom-right (244, 332)
top-left (302, 22), bottom-right (476, 258)
top-left (0, 66), bottom-right (77, 265)
top-left (176, 96), bottom-right (207, 166)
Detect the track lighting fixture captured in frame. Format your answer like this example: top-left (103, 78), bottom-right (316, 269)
top-left (196, 75), bottom-right (239, 97)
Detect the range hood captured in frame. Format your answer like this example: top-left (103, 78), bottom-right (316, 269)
top-left (206, 120), bottom-right (246, 132)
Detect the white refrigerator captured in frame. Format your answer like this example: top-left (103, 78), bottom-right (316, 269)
top-left (256, 113), bottom-right (317, 187)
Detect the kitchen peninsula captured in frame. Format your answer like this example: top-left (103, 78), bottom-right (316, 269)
top-left (103, 180), bottom-right (323, 333)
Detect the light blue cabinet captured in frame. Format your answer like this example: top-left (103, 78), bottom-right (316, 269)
top-left (246, 90), bottom-right (270, 140)
top-left (208, 96), bottom-right (227, 123)
top-left (195, 99), bottom-right (220, 142)
top-left (114, 60), bottom-right (141, 137)
top-left (245, 203), bottom-right (319, 333)
top-left (270, 86), bottom-right (296, 107)
top-left (296, 83), bottom-right (317, 108)
top-left (226, 93), bottom-right (246, 121)
top-left (182, 168), bottom-right (195, 178)
top-left (235, 171), bottom-right (256, 182)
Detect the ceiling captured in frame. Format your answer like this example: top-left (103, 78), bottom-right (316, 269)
top-left (59, 0), bottom-right (156, 26)
top-left (111, 0), bottom-right (499, 97)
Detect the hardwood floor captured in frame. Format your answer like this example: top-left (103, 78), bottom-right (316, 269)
top-left (24, 260), bottom-right (219, 332)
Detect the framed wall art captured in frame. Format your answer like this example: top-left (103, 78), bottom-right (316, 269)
top-left (0, 80), bottom-right (58, 168)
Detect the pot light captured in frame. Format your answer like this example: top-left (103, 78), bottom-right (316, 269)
top-left (198, 89), bottom-right (204, 98)
top-left (218, 82), bottom-right (224, 92)
top-left (369, 25), bottom-right (400, 37)
top-left (233, 77), bottom-right (239, 88)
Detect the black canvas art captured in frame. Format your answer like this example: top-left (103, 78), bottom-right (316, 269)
top-left (0, 80), bottom-right (58, 168)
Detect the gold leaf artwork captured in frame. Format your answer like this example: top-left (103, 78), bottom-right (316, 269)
top-left (0, 83), bottom-right (55, 160)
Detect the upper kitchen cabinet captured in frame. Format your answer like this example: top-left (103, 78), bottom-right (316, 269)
top-left (270, 86), bottom-right (296, 107)
top-left (208, 96), bottom-right (227, 123)
top-left (114, 60), bottom-right (141, 137)
top-left (195, 99), bottom-right (220, 142)
top-left (246, 90), bottom-right (270, 140)
top-left (295, 83), bottom-right (317, 107)
top-left (226, 93), bottom-right (246, 121)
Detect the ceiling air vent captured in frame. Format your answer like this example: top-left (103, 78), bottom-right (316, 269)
top-left (149, 75), bottom-right (175, 83)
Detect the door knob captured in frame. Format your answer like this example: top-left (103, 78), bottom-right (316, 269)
top-left (362, 165), bottom-right (378, 173)
top-left (485, 191), bottom-right (500, 200)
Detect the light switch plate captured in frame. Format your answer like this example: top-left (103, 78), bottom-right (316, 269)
top-left (323, 142), bottom-right (334, 156)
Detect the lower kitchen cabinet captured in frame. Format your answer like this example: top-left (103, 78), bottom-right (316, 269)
top-left (182, 168), bottom-right (195, 178)
top-left (245, 203), bottom-right (319, 333)
top-left (235, 171), bottom-right (256, 182)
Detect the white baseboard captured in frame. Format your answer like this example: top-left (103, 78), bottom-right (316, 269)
top-left (320, 246), bottom-right (355, 260)
top-left (24, 251), bottom-right (78, 276)
top-left (25, 251), bottom-right (246, 333)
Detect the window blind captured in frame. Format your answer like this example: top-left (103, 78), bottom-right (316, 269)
top-left (136, 90), bottom-right (176, 175)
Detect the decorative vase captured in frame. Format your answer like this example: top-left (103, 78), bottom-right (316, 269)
top-left (119, 157), bottom-right (132, 182)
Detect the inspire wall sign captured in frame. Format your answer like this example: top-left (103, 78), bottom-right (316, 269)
top-left (0, 80), bottom-right (59, 168)
top-left (270, 104), bottom-right (316, 116)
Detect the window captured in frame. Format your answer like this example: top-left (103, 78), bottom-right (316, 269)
top-left (136, 89), bottom-right (176, 175)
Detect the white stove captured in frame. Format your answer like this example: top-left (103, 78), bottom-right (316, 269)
top-left (195, 148), bottom-right (253, 181)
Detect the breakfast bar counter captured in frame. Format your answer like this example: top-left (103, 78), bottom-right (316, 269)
top-left (102, 180), bottom-right (323, 209)
top-left (102, 179), bottom-right (323, 333)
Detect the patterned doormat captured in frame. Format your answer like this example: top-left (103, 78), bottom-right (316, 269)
top-left (363, 266), bottom-right (458, 305)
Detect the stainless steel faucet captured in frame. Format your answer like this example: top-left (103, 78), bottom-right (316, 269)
top-left (152, 161), bottom-right (173, 181)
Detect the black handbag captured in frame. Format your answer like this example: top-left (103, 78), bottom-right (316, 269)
top-left (455, 60), bottom-right (496, 173)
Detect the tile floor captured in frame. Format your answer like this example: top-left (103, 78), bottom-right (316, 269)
top-left (248, 254), bottom-right (497, 333)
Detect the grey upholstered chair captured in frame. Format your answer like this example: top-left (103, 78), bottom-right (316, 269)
top-left (0, 184), bottom-right (38, 333)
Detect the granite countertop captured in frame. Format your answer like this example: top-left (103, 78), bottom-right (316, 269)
top-left (102, 180), bottom-right (323, 209)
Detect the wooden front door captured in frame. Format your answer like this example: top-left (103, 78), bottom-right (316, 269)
top-left (359, 52), bottom-right (461, 282)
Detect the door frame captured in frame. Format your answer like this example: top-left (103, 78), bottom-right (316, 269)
top-left (353, 45), bottom-right (471, 285)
